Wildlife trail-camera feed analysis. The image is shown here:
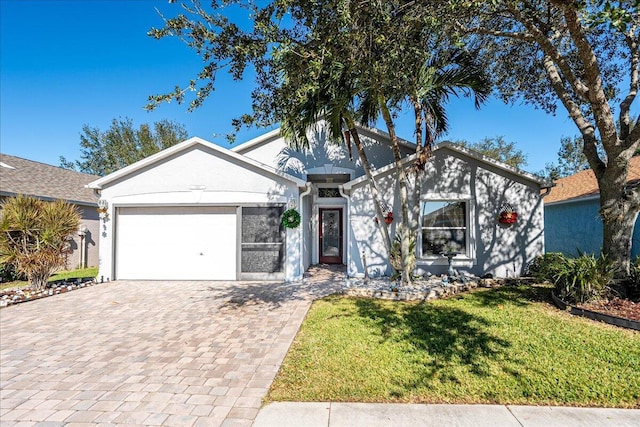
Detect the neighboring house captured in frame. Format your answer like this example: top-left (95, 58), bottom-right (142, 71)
top-left (544, 156), bottom-right (640, 258)
top-left (0, 154), bottom-right (100, 270)
top-left (88, 124), bottom-right (546, 282)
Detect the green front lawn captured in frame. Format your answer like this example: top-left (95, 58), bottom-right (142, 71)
top-left (268, 285), bottom-right (640, 408)
top-left (0, 267), bottom-right (98, 291)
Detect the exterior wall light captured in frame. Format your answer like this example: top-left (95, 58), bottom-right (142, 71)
top-left (97, 199), bottom-right (109, 220)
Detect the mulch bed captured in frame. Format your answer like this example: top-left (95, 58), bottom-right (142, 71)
top-left (578, 298), bottom-right (640, 322)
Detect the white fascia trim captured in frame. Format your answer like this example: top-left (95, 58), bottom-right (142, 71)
top-left (230, 128), bottom-right (282, 153)
top-left (0, 162), bottom-right (16, 169)
top-left (230, 123), bottom-right (416, 155)
top-left (342, 153), bottom-right (418, 190)
top-left (342, 142), bottom-right (546, 191)
top-left (437, 142), bottom-right (547, 186)
top-left (355, 125), bottom-right (416, 151)
top-left (87, 137), bottom-right (209, 188)
top-left (87, 136), bottom-right (306, 190)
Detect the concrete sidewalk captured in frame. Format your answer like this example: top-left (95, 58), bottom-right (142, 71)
top-left (253, 402), bottom-right (640, 427)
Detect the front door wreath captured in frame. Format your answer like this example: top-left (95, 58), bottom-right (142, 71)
top-left (281, 208), bottom-right (301, 228)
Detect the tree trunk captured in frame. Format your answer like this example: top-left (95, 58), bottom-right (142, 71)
top-left (409, 100), bottom-right (434, 236)
top-left (29, 267), bottom-right (51, 291)
top-left (410, 100), bottom-right (424, 233)
top-left (598, 161), bottom-right (640, 277)
top-left (379, 97), bottom-right (413, 285)
top-left (601, 209), bottom-right (637, 277)
top-left (343, 118), bottom-right (394, 261)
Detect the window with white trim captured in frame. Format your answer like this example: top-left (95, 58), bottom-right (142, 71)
top-left (420, 201), bottom-right (468, 257)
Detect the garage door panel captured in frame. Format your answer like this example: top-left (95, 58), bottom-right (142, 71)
top-left (116, 207), bottom-right (237, 280)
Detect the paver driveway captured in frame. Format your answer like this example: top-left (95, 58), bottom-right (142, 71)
top-left (0, 268), bottom-right (342, 426)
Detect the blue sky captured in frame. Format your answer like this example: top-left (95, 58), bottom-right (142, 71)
top-left (1, 0), bottom-right (583, 175)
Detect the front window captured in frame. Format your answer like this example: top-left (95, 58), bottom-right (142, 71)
top-left (421, 201), bottom-right (467, 257)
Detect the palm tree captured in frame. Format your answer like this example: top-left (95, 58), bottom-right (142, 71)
top-left (352, 47), bottom-right (490, 285)
top-left (0, 195), bottom-right (81, 290)
top-left (411, 49), bottom-right (491, 167)
top-left (279, 60), bottom-right (395, 258)
top-left (408, 48), bottom-right (491, 234)
top-left (274, 1), bottom-right (490, 284)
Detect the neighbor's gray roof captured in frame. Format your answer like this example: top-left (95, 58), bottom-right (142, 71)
top-left (0, 154), bottom-right (100, 206)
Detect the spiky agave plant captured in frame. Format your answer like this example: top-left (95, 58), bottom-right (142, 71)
top-left (0, 195), bottom-right (80, 290)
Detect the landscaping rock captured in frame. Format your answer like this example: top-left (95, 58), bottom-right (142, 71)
top-left (0, 277), bottom-right (98, 308)
top-left (342, 275), bottom-right (494, 301)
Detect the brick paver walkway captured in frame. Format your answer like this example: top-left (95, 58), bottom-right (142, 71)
top-left (0, 266), bottom-right (343, 426)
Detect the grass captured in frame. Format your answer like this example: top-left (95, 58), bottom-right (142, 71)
top-left (49, 267), bottom-right (98, 282)
top-left (267, 285), bottom-right (640, 408)
top-left (0, 267), bottom-right (98, 291)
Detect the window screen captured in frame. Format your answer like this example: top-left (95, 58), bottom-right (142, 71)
top-left (241, 206), bottom-right (285, 273)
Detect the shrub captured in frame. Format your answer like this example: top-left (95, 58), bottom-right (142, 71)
top-left (626, 257), bottom-right (640, 300)
top-left (554, 253), bottom-right (615, 304)
top-left (389, 226), bottom-right (416, 279)
top-left (526, 252), bottom-right (567, 282)
top-left (528, 252), bottom-right (615, 304)
top-left (0, 263), bottom-right (25, 282)
top-left (0, 195), bottom-right (80, 290)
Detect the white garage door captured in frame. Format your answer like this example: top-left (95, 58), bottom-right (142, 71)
top-left (115, 206), bottom-right (237, 280)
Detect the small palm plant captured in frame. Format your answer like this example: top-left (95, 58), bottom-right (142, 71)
top-left (554, 252), bottom-right (615, 304)
top-left (0, 195), bottom-right (80, 290)
top-left (389, 226), bottom-right (416, 280)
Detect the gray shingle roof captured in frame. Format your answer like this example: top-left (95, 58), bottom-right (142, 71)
top-left (0, 154), bottom-right (100, 206)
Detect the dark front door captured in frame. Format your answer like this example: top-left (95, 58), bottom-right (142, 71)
top-left (319, 208), bottom-right (343, 264)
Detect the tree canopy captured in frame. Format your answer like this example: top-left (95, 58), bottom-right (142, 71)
top-left (446, 0), bottom-right (638, 273)
top-left (60, 117), bottom-right (188, 176)
top-left (457, 136), bottom-right (528, 169)
top-left (148, 0), bottom-right (490, 283)
top-left (147, 0), bottom-right (639, 277)
top-left (542, 135), bottom-right (592, 180)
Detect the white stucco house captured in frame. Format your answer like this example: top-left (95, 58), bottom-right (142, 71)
top-left (87, 124), bottom-right (546, 282)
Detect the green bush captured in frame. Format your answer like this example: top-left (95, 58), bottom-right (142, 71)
top-left (0, 263), bottom-right (25, 282)
top-left (0, 195), bottom-right (80, 290)
top-left (626, 257), bottom-right (640, 300)
top-left (554, 253), bottom-right (615, 304)
top-left (526, 252), bottom-right (567, 282)
top-left (389, 226), bottom-right (416, 279)
top-left (528, 252), bottom-right (615, 304)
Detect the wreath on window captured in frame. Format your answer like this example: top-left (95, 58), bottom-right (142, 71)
top-left (281, 208), bottom-right (301, 228)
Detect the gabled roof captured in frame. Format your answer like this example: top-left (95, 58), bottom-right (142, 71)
top-left (231, 128), bottom-right (282, 154)
top-left (87, 136), bottom-right (307, 190)
top-left (231, 123), bottom-right (416, 154)
top-left (342, 142), bottom-right (546, 190)
top-left (545, 156), bottom-right (640, 204)
top-left (0, 153), bottom-right (99, 206)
